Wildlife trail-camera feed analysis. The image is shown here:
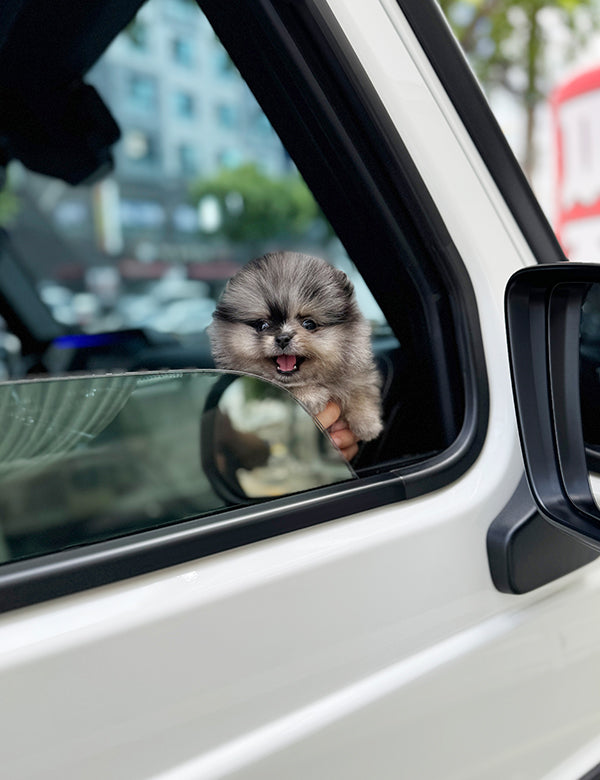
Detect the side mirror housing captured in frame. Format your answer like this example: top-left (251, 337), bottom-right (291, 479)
top-left (505, 263), bottom-right (600, 551)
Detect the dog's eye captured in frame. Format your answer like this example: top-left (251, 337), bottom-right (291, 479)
top-left (301, 319), bottom-right (317, 331)
top-left (255, 320), bottom-right (270, 332)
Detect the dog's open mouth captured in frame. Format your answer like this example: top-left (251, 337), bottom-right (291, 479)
top-left (274, 355), bottom-right (304, 374)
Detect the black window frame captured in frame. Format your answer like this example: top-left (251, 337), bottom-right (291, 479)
top-left (0, 0), bottom-right (490, 612)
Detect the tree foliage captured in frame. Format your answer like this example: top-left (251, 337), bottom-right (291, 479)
top-left (437, 0), bottom-right (600, 176)
top-left (190, 163), bottom-right (325, 244)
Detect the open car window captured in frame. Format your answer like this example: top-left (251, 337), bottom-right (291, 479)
top-left (0, 0), bottom-right (490, 607)
top-left (0, 370), bottom-right (353, 564)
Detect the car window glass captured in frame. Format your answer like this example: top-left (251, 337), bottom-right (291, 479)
top-left (0, 370), bottom-right (353, 564)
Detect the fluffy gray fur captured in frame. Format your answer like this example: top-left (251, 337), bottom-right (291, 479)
top-left (208, 251), bottom-right (383, 442)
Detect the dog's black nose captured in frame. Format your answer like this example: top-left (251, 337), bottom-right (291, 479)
top-left (275, 332), bottom-right (293, 349)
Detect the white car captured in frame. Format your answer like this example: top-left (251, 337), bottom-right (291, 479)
top-left (1, 0), bottom-right (600, 778)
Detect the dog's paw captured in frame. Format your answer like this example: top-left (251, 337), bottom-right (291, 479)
top-left (347, 412), bottom-right (383, 443)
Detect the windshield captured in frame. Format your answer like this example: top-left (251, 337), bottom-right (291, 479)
top-left (0, 370), bottom-right (353, 564)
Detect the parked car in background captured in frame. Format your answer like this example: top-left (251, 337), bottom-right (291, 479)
top-left (2, 0), bottom-right (600, 778)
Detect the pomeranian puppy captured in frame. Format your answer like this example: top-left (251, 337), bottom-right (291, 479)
top-left (208, 251), bottom-right (383, 442)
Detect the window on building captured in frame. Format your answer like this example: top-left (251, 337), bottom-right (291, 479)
top-left (172, 36), bottom-right (195, 67)
top-left (178, 144), bottom-right (199, 177)
top-left (216, 103), bottom-right (237, 129)
top-left (173, 91), bottom-right (195, 119)
top-left (216, 148), bottom-right (244, 169)
top-left (128, 73), bottom-right (158, 112)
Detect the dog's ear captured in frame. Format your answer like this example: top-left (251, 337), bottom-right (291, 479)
top-left (332, 267), bottom-right (355, 299)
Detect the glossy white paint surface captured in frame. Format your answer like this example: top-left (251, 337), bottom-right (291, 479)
top-left (2, 2), bottom-right (600, 778)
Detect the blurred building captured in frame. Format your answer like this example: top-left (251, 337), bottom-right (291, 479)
top-left (89, 0), bottom-right (289, 185)
top-left (11, 0), bottom-right (292, 286)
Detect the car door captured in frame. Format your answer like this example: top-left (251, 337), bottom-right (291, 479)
top-left (2, 1), bottom-right (600, 779)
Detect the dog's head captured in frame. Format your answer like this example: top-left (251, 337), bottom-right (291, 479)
top-left (209, 251), bottom-right (366, 387)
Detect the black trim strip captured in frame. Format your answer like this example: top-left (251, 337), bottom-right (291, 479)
top-left (0, 472), bottom-right (405, 613)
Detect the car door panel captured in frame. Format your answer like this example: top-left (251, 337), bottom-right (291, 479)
top-left (2, 0), bottom-right (600, 777)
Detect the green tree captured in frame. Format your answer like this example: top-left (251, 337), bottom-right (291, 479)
top-left (190, 163), bottom-right (326, 244)
top-left (437, 0), bottom-right (600, 178)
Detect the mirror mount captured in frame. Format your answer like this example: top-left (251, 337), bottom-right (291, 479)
top-left (487, 475), bottom-right (598, 594)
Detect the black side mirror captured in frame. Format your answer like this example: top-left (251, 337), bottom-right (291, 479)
top-left (505, 263), bottom-right (600, 550)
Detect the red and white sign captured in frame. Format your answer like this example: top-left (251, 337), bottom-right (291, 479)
top-left (552, 66), bottom-right (600, 261)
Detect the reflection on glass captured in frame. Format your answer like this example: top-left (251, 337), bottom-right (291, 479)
top-left (209, 375), bottom-right (355, 498)
top-left (0, 371), bottom-right (353, 565)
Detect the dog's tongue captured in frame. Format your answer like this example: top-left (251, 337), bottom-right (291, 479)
top-left (276, 354), bottom-right (297, 372)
